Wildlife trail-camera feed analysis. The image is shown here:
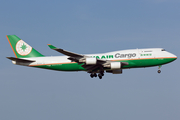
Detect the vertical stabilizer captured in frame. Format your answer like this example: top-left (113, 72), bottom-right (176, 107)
top-left (6, 35), bottom-right (44, 58)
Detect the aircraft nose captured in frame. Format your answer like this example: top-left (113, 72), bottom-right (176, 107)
top-left (171, 53), bottom-right (177, 60)
top-left (173, 53), bottom-right (177, 58)
top-left (166, 51), bottom-right (177, 61)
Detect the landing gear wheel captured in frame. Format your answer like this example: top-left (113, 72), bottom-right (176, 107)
top-left (90, 74), bottom-right (94, 78)
top-left (158, 70), bottom-right (161, 73)
top-left (90, 73), bottom-right (97, 78)
top-left (98, 73), bottom-right (102, 79)
top-left (94, 73), bottom-right (97, 77)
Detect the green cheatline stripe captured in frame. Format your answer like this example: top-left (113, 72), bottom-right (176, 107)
top-left (30, 57), bottom-right (176, 71)
top-left (30, 57), bottom-right (176, 66)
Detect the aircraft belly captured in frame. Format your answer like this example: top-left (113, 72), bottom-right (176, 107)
top-left (31, 58), bottom-right (176, 71)
top-left (121, 58), bottom-right (176, 68)
top-left (32, 63), bottom-right (85, 71)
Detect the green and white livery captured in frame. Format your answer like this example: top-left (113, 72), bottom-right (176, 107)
top-left (6, 35), bottom-right (177, 79)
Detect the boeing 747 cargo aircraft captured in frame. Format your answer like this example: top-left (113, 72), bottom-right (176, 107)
top-left (6, 35), bottom-right (177, 79)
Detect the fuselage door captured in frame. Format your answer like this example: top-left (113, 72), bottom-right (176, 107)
top-left (137, 49), bottom-right (143, 59)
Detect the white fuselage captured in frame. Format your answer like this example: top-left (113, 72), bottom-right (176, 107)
top-left (15, 48), bottom-right (176, 67)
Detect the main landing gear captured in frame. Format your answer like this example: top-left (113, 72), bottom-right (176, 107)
top-left (98, 73), bottom-right (104, 79)
top-left (90, 73), bottom-right (97, 78)
top-left (90, 72), bottom-right (104, 79)
top-left (157, 65), bottom-right (162, 74)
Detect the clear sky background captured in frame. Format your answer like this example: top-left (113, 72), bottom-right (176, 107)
top-left (0, 0), bottom-right (180, 120)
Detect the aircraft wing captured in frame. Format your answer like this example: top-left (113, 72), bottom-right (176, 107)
top-left (48, 44), bottom-right (106, 62)
top-left (48, 44), bottom-right (84, 57)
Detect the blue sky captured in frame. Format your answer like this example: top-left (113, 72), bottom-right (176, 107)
top-left (0, 0), bottom-right (180, 120)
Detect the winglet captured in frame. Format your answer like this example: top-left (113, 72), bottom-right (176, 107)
top-left (47, 44), bottom-right (57, 49)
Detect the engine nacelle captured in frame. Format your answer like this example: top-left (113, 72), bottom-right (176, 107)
top-left (106, 62), bottom-right (121, 70)
top-left (110, 62), bottom-right (121, 70)
top-left (85, 58), bottom-right (97, 65)
top-left (103, 62), bottom-right (121, 70)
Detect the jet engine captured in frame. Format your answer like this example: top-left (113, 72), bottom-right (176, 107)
top-left (86, 58), bottom-right (97, 65)
top-left (79, 58), bottom-right (97, 65)
top-left (104, 62), bottom-right (121, 70)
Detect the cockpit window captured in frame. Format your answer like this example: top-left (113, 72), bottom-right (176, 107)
top-left (161, 49), bottom-right (166, 51)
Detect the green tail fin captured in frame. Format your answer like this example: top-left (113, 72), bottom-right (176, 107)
top-left (6, 35), bottom-right (44, 58)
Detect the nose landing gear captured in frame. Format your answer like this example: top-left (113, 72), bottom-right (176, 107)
top-left (157, 65), bottom-right (162, 73)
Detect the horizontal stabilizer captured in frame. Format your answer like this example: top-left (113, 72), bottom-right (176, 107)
top-left (6, 57), bottom-right (35, 63)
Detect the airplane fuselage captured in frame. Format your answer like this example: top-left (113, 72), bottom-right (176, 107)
top-left (13, 48), bottom-right (177, 71)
